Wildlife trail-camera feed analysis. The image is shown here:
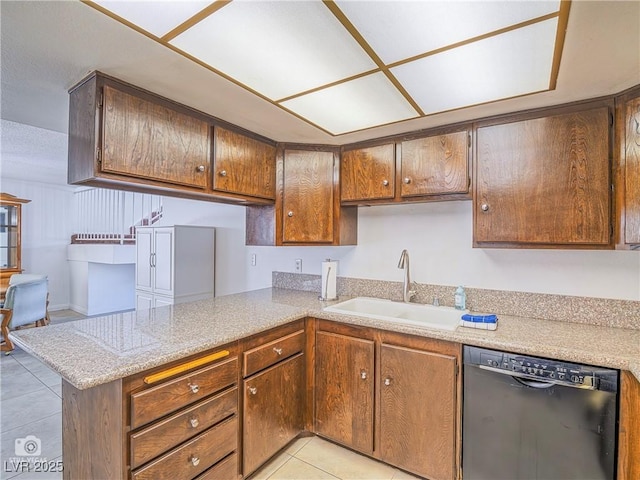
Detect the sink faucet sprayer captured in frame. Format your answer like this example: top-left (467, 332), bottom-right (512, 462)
top-left (397, 249), bottom-right (416, 303)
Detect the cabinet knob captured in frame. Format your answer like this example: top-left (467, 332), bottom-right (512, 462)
top-left (360, 370), bottom-right (367, 380)
top-left (189, 383), bottom-right (199, 394)
top-left (403, 177), bottom-right (411, 185)
top-left (190, 456), bottom-right (200, 467)
top-left (273, 347), bottom-right (283, 355)
top-left (384, 378), bottom-right (392, 386)
top-left (481, 204), bottom-right (489, 212)
top-left (189, 417), bottom-right (199, 428)
top-left (219, 170), bottom-right (227, 177)
top-left (287, 211), bottom-right (294, 217)
top-left (248, 386), bottom-right (258, 395)
top-left (382, 179), bottom-right (389, 186)
top-left (196, 165), bottom-right (205, 172)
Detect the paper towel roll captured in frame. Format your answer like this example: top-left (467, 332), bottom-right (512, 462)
top-left (321, 260), bottom-right (338, 301)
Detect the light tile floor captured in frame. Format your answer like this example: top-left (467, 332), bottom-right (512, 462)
top-left (1, 310), bottom-right (421, 480)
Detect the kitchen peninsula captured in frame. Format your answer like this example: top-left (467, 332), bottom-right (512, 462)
top-left (10, 287), bottom-right (640, 480)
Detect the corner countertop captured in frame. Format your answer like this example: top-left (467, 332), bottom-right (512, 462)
top-left (10, 288), bottom-right (640, 389)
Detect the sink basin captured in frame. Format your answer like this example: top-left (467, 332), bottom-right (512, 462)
top-left (323, 297), bottom-right (466, 331)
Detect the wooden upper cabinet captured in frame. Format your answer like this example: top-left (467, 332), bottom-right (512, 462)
top-left (400, 130), bottom-right (470, 198)
top-left (282, 149), bottom-right (335, 244)
top-left (341, 144), bottom-right (395, 202)
top-left (101, 85), bottom-right (210, 189)
top-left (213, 127), bottom-right (276, 200)
top-left (475, 104), bottom-right (612, 248)
top-left (616, 88), bottom-right (640, 246)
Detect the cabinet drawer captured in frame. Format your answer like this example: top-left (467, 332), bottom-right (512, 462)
top-left (243, 330), bottom-right (305, 377)
top-left (195, 452), bottom-right (238, 480)
top-left (131, 357), bottom-right (238, 429)
top-left (131, 415), bottom-right (238, 480)
top-left (130, 387), bottom-right (238, 469)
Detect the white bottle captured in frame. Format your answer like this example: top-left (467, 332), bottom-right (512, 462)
top-left (454, 286), bottom-right (466, 310)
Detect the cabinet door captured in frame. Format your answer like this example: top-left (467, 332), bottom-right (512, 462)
top-left (315, 331), bottom-right (374, 454)
top-left (475, 107), bottom-right (611, 246)
top-left (282, 150), bottom-right (334, 243)
top-left (153, 228), bottom-right (174, 296)
top-left (400, 130), bottom-right (469, 197)
top-left (341, 145), bottom-right (395, 201)
top-left (623, 96), bottom-right (640, 244)
top-left (243, 354), bottom-right (305, 476)
top-left (135, 229), bottom-right (154, 292)
top-left (102, 85), bottom-right (210, 188)
top-left (213, 127), bottom-right (276, 200)
top-left (380, 344), bottom-right (457, 480)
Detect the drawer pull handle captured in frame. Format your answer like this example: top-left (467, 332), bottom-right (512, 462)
top-left (189, 383), bottom-right (199, 394)
top-left (384, 378), bottom-right (392, 386)
top-left (189, 417), bottom-right (199, 428)
top-left (360, 370), bottom-right (367, 380)
top-left (248, 386), bottom-right (257, 395)
top-left (219, 170), bottom-right (227, 177)
top-left (382, 179), bottom-right (389, 186)
top-left (143, 350), bottom-right (230, 384)
top-left (403, 177), bottom-right (411, 184)
top-left (196, 165), bottom-right (205, 172)
top-left (190, 456), bottom-right (200, 467)
top-left (273, 347), bottom-right (283, 355)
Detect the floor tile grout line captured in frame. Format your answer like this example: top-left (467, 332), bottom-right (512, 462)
top-left (287, 455), bottom-right (342, 480)
top-left (0, 410), bottom-right (61, 437)
top-left (263, 453), bottom-right (294, 480)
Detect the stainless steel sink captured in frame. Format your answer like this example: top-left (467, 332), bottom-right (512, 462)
top-left (323, 297), bottom-right (466, 331)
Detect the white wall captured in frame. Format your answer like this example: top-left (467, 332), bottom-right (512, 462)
top-left (159, 198), bottom-right (640, 301)
top-left (1, 178), bottom-right (75, 310)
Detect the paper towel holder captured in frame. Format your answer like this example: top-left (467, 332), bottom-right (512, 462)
top-left (319, 259), bottom-right (338, 302)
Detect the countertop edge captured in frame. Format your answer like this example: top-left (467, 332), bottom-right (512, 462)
top-left (10, 289), bottom-right (640, 389)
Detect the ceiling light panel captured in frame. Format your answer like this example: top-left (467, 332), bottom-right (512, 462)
top-left (336, 0), bottom-right (560, 64)
top-left (391, 18), bottom-right (558, 115)
top-left (91, 0), bottom-right (212, 38)
top-left (170, 1), bottom-right (377, 100)
top-left (281, 72), bottom-right (418, 135)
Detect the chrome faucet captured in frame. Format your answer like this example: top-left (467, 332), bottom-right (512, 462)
top-left (397, 249), bottom-right (416, 302)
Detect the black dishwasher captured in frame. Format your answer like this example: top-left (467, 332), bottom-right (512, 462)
top-left (463, 346), bottom-right (619, 480)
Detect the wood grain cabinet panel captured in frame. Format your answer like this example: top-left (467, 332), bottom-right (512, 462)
top-left (282, 149), bottom-right (335, 243)
top-left (315, 331), bottom-right (375, 454)
top-left (341, 144), bottom-right (395, 201)
top-left (131, 415), bottom-right (238, 480)
top-left (130, 387), bottom-right (238, 469)
top-left (243, 329), bottom-right (305, 377)
top-left (243, 353), bottom-right (305, 476)
top-left (102, 85), bottom-right (210, 188)
top-left (618, 91), bottom-right (640, 245)
top-left (130, 357), bottom-right (238, 429)
top-left (475, 105), bottom-right (612, 247)
top-left (213, 127), bottom-right (276, 200)
top-left (401, 130), bottom-right (470, 197)
top-left (380, 344), bottom-right (457, 480)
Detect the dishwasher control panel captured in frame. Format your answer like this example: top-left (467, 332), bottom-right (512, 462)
top-left (467, 347), bottom-right (618, 391)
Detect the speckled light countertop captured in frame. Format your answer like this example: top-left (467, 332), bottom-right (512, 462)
top-left (10, 288), bottom-right (640, 389)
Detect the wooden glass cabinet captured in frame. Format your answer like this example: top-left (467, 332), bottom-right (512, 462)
top-left (0, 193), bottom-right (31, 298)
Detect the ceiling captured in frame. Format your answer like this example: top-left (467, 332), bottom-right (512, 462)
top-left (88, 0), bottom-right (567, 136)
top-left (1, 0), bottom-right (639, 148)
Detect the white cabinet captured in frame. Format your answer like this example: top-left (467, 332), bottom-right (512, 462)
top-left (135, 226), bottom-right (215, 308)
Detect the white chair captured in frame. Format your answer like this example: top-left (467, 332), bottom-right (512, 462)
top-left (1, 274), bottom-right (49, 353)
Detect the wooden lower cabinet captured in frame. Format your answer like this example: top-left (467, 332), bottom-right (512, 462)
top-left (380, 344), bottom-right (457, 480)
top-left (242, 353), bottom-right (305, 475)
top-left (314, 330), bottom-right (375, 454)
top-left (314, 321), bottom-right (461, 480)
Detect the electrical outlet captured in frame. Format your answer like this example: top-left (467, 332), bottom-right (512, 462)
top-left (251, 254), bottom-right (256, 266)
top-left (295, 258), bottom-right (302, 273)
